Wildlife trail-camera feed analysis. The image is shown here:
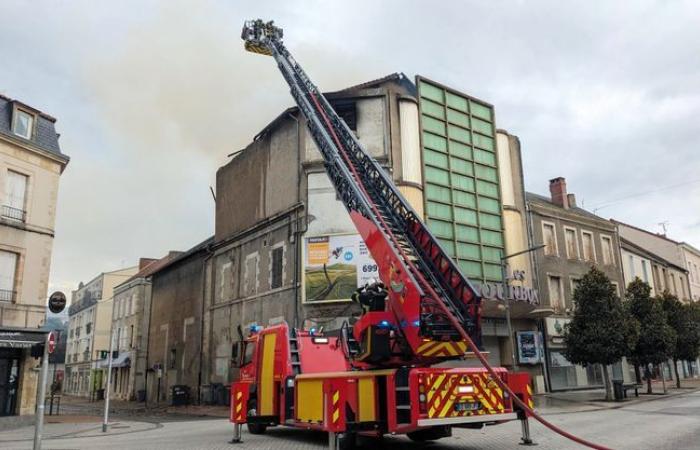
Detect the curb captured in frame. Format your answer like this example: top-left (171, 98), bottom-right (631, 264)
top-left (538, 387), bottom-right (700, 416)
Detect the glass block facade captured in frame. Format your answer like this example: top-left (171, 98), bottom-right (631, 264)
top-left (417, 77), bottom-right (504, 283)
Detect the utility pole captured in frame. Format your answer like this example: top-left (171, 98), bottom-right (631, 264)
top-left (102, 329), bottom-right (115, 433)
top-left (33, 333), bottom-right (50, 450)
top-left (501, 244), bottom-right (547, 372)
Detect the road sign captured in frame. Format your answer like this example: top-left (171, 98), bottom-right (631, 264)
top-left (47, 332), bottom-right (56, 354)
top-left (48, 292), bottom-right (66, 314)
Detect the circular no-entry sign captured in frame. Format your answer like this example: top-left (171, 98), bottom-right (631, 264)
top-left (48, 332), bottom-right (56, 354)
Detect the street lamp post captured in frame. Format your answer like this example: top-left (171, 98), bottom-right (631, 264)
top-left (501, 244), bottom-right (546, 372)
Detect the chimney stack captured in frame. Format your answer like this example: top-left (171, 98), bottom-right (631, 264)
top-left (567, 193), bottom-right (577, 208)
top-left (549, 177), bottom-right (569, 209)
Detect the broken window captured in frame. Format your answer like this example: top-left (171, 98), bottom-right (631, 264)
top-left (332, 100), bottom-right (357, 131)
top-left (271, 246), bottom-right (284, 289)
top-left (543, 223), bottom-right (557, 256)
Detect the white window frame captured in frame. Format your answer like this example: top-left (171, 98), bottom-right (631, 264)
top-left (580, 230), bottom-right (597, 262)
top-left (244, 251), bottom-right (260, 296)
top-left (547, 274), bottom-right (564, 310)
top-left (542, 221), bottom-right (559, 257)
top-left (563, 226), bottom-right (579, 259)
top-left (0, 250), bottom-right (19, 302)
top-left (12, 108), bottom-right (35, 140)
top-left (600, 235), bottom-right (615, 266)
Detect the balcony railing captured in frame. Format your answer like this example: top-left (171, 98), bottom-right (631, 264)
top-left (1, 205), bottom-right (26, 222)
top-left (0, 289), bottom-right (16, 302)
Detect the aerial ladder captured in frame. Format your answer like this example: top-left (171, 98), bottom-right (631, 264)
top-left (230, 20), bottom-right (610, 450)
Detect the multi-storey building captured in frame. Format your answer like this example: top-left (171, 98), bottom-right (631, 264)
top-left (108, 254), bottom-right (180, 401)
top-left (0, 95), bottom-right (69, 418)
top-left (680, 243), bottom-right (700, 302)
top-left (146, 239), bottom-right (211, 405)
top-left (527, 177), bottom-right (632, 391)
top-left (204, 73), bottom-right (547, 396)
top-left (65, 266), bottom-right (137, 397)
top-left (612, 220), bottom-right (692, 302)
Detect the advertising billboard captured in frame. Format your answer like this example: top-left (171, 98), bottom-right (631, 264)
top-left (303, 234), bottom-right (378, 303)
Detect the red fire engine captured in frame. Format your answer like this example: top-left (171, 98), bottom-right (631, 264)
top-left (230, 20), bottom-right (536, 449)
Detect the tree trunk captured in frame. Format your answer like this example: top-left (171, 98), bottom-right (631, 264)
top-left (634, 363), bottom-right (642, 384)
top-left (660, 364), bottom-right (667, 394)
top-left (645, 365), bottom-right (652, 394)
top-left (602, 364), bottom-right (613, 401)
top-left (673, 359), bottom-right (681, 389)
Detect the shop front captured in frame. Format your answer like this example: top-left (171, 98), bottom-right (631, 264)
top-left (0, 328), bottom-right (47, 417)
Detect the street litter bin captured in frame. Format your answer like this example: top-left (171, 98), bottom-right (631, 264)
top-left (613, 380), bottom-right (624, 401)
top-left (137, 389), bottom-right (146, 402)
top-left (171, 385), bottom-right (190, 406)
top-left (96, 389), bottom-right (105, 401)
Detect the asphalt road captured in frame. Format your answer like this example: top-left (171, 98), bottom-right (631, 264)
top-left (3, 390), bottom-right (700, 449)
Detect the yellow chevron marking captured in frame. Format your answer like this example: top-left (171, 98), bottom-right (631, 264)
top-left (417, 341), bottom-right (435, 353)
top-left (332, 391), bottom-right (340, 404)
top-left (423, 343), bottom-right (447, 357)
top-left (427, 375), bottom-right (446, 403)
top-left (235, 403), bottom-right (242, 413)
top-left (236, 392), bottom-right (242, 400)
top-left (332, 408), bottom-right (340, 423)
top-left (439, 396), bottom-right (455, 417)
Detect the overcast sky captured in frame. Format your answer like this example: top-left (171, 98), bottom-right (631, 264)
top-left (1, 0), bottom-right (698, 297)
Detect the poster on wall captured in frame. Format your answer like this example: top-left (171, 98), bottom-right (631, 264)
top-left (516, 331), bottom-right (542, 365)
top-left (304, 234), bottom-right (378, 302)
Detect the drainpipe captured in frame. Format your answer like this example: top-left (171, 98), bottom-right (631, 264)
top-left (198, 245), bottom-right (213, 405)
top-left (287, 111), bottom-right (303, 329)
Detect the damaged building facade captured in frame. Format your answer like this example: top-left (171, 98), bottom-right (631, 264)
top-left (204, 73), bottom-right (547, 393)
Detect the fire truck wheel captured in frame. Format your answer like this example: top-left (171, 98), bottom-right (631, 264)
top-left (335, 432), bottom-right (356, 450)
top-left (246, 400), bottom-right (267, 435)
top-left (247, 422), bottom-right (267, 435)
top-left (406, 426), bottom-right (450, 442)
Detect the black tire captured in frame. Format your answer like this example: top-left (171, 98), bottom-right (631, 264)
top-left (247, 422), bottom-right (267, 435)
top-left (336, 432), bottom-right (356, 450)
top-left (246, 399), bottom-right (267, 435)
top-left (407, 426), bottom-right (450, 442)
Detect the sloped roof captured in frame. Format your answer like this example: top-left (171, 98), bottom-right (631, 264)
top-left (330, 72), bottom-right (417, 96)
top-left (0, 94), bottom-right (68, 161)
top-left (525, 191), bottom-right (609, 223)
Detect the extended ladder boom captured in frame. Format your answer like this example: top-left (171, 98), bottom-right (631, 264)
top-left (242, 20), bottom-right (483, 363)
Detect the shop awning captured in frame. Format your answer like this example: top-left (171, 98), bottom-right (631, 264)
top-left (99, 351), bottom-right (131, 368)
top-left (0, 329), bottom-right (46, 348)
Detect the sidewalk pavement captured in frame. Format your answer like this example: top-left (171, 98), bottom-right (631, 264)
top-left (57, 395), bottom-right (229, 419)
top-left (534, 377), bottom-right (700, 414)
top-left (0, 419), bottom-right (159, 445)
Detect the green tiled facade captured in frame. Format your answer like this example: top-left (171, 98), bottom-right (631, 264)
top-left (417, 77), bottom-right (504, 283)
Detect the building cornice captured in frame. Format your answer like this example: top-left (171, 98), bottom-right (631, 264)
top-left (528, 200), bottom-right (616, 232)
top-left (0, 133), bottom-right (69, 170)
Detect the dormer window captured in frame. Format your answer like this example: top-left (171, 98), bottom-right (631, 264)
top-left (12, 108), bottom-right (34, 140)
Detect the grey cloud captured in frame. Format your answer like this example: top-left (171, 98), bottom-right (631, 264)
top-left (0, 0), bottom-right (698, 293)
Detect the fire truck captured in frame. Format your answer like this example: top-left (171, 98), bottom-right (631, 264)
top-left (230, 20), bottom-right (536, 449)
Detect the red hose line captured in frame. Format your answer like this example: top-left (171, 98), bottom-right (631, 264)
top-left (308, 92), bottom-right (612, 450)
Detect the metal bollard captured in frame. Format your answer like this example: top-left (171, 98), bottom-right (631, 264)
top-left (230, 423), bottom-right (242, 444)
top-left (520, 417), bottom-right (536, 446)
top-left (328, 432), bottom-right (338, 450)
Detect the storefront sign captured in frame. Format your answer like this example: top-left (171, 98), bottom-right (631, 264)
top-left (478, 282), bottom-right (539, 305)
top-left (545, 317), bottom-right (571, 338)
top-left (304, 234), bottom-right (378, 303)
top-left (516, 331), bottom-right (543, 364)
